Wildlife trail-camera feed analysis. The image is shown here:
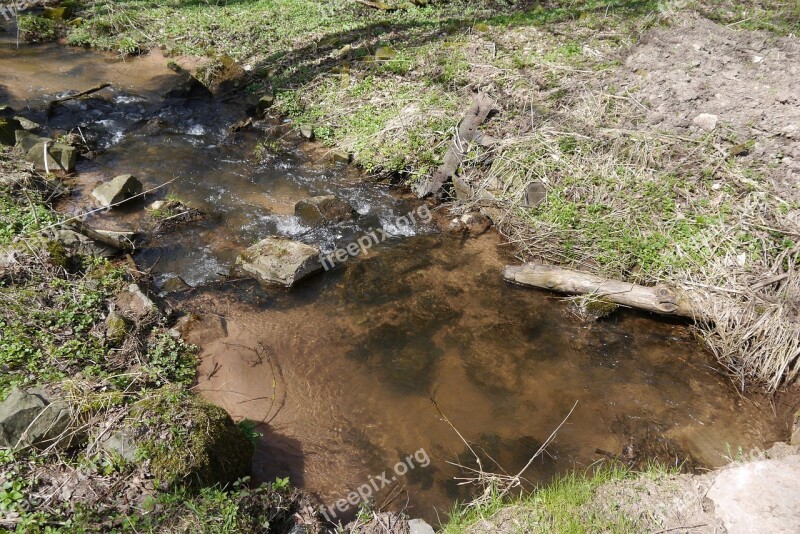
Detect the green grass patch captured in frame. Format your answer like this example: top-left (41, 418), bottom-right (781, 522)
top-left (443, 463), bottom-right (675, 533)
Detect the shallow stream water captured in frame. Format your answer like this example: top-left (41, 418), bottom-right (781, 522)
top-left (0, 32), bottom-right (785, 524)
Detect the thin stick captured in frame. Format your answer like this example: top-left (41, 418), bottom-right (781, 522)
top-left (25, 179), bottom-right (175, 237)
top-left (46, 83), bottom-right (112, 116)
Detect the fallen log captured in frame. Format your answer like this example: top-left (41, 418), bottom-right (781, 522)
top-left (46, 82), bottom-right (112, 116)
top-left (414, 92), bottom-right (494, 198)
top-left (503, 263), bottom-right (699, 319)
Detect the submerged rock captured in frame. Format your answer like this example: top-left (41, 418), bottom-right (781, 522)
top-left (0, 388), bottom-right (73, 450)
top-left (92, 174), bottom-right (143, 207)
top-left (295, 195), bottom-right (357, 224)
top-left (236, 237), bottom-right (323, 287)
top-left (459, 212), bottom-right (492, 234)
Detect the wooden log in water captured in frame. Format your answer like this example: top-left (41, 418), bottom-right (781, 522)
top-left (503, 263), bottom-right (699, 319)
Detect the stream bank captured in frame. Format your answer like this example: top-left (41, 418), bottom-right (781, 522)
top-left (2, 2), bottom-right (800, 532)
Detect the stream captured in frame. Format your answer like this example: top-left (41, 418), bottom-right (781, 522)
top-left (0, 30), bottom-right (785, 524)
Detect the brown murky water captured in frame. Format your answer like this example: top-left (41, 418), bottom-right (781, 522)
top-left (0, 32), bottom-right (785, 525)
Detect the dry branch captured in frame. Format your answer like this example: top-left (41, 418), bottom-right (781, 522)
top-left (504, 263), bottom-right (699, 320)
top-left (46, 83), bottom-right (112, 116)
top-left (415, 92), bottom-right (494, 198)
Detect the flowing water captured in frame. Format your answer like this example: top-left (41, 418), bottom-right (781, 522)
top-left (0, 32), bottom-right (787, 525)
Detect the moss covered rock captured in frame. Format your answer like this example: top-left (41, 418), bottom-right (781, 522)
top-left (133, 387), bottom-right (253, 487)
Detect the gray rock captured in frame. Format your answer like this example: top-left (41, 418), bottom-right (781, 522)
top-left (299, 124), bottom-right (314, 140)
top-left (408, 519), bottom-right (435, 534)
top-left (115, 283), bottom-right (163, 322)
top-left (14, 116), bottom-right (39, 132)
top-left (295, 195), bottom-right (357, 224)
top-left (52, 228), bottom-right (119, 258)
top-left (25, 142), bottom-right (77, 173)
top-left (236, 237), bottom-right (323, 287)
top-left (99, 427), bottom-right (138, 462)
top-left (0, 117), bottom-right (22, 146)
top-left (523, 180), bottom-right (547, 207)
top-left (0, 388), bottom-right (72, 449)
top-left (91, 175), bottom-right (143, 207)
top-left (707, 455), bottom-right (800, 533)
top-left (692, 112), bottom-right (718, 131)
top-left (15, 130), bottom-right (49, 152)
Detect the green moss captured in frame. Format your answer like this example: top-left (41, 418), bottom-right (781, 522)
top-left (134, 387), bottom-right (254, 487)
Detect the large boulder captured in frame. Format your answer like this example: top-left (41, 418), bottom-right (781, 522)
top-left (0, 388), bottom-right (72, 450)
top-left (236, 237), bottom-right (323, 287)
top-left (92, 174), bottom-right (143, 207)
top-left (0, 117), bottom-right (22, 146)
top-left (294, 195), bottom-right (357, 224)
top-left (132, 388), bottom-right (253, 487)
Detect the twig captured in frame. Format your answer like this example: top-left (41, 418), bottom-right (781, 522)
top-left (46, 83), bottom-right (112, 116)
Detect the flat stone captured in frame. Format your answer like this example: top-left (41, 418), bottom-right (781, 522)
top-left (707, 455), bottom-right (800, 533)
top-left (408, 519), bottom-right (435, 534)
top-left (15, 130), bottom-right (49, 153)
top-left (693, 112), bottom-right (719, 131)
top-left (99, 427), bottom-right (138, 462)
top-left (92, 174), bottom-right (143, 207)
top-left (52, 228), bottom-right (118, 258)
top-left (236, 237), bottom-right (323, 287)
top-left (158, 273), bottom-right (191, 294)
top-left (330, 150), bottom-right (351, 164)
top-left (523, 180), bottom-right (547, 207)
top-left (295, 195), bottom-right (357, 224)
top-left (299, 124), bottom-right (314, 140)
top-left (0, 388), bottom-right (72, 450)
top-left (14, 116), bottom-right (39, 132)
top-left (26, 142), bottom-right (77, 173)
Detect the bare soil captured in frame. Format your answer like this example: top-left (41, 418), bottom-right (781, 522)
top-left (618, 16), bottom-right (800, 207)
